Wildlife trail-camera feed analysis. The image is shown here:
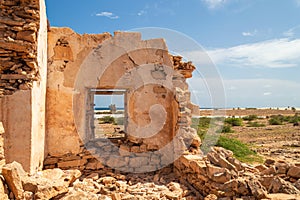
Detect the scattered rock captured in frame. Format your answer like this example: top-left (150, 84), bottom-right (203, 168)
top-left (204, 194), bottom-right (218, 200)
top-left (269, 177), bottom-right (300, 194)
top-left (287, 166), bottom-right (300, 179)
top-left (100, 177), bottom-right (116, 185)
top-left (265, 159), bottom-right (276, 167)
top-left (1, 161), bottom-right (26, 199)
top-left (1, 162), bottom-right (82, 199)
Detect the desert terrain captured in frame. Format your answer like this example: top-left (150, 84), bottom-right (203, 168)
top-left (200, 108), bottom-right (300, 164)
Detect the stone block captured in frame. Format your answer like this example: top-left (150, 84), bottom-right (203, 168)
top-left (129, 156), bottom-right (149, 168)
top-left (16, 31), bottom-right (36, 43)
top-left (1, 161), bottom-right (26, 199)
top-left (43, 157), bottom-right (59, 165)
top-left (287, 166), bottom-right (300, 178)
top-left (106, 156), bottom-right (127, 169)
top-left (57, 159), bottom-right (87, 169)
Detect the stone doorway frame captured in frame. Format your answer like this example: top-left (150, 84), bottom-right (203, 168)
top-left (86, 88), bottom-right (128, 141)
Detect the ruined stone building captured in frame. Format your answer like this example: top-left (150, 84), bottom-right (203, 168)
top-left (1, 1), bottom-right (300, 199)
top-left (0, 0), bottom-right (199, 174)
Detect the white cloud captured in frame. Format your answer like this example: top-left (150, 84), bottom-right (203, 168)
top-left (96, 12), bottom-right (119, 19)
top-left (283, 29), bottom-right (295, 37)
top-left (242, 29), bottom-right (257, 37)
top-left (137, 10), bottom-right (147, 16)
top-left (296, 0), bottom-right (300, 7)
top-left (189, 78), bottom-right (300, 107)
top-left (202, 0), bottom-right (228, 9)
top-left (263, 92), bottom-right (272, 96)
top-left (283, 25), bottom-right (300, 38)
top-left (199, 38), bottom-right (300, 68)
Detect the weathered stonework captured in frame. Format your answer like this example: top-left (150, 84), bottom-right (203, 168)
top-left (46, 27), bottom-right (111, 156)
top-left (45, 27), bottom-right (200, 172)
top-left (0, 0), bottom-right (47, 173)
top-left (0, 0), bottom-right (42, 95)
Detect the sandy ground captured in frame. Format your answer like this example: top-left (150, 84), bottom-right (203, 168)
top-left (225, 118), bottom-right (300, 163)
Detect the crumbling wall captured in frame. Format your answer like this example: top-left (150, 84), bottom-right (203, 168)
top-left (0, 0), bottom-right (48, 173)
top-left (45, 28), bottom-right (200, 172)
top-left (46, 27), bottom-right (111, 156)
top-left (0, 0), bottom-right (41, 95)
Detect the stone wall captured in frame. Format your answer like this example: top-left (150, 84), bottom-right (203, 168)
top-left (46, 27), bottom-right (111, 157)
top-left (45, 27), bottom-right (200, 172)
top-left (0, 0), bottom-right (41, 95)
top-left (0, 0), bottom-right (48, 173)
top-left (46, 28), bottom-right (175, 154)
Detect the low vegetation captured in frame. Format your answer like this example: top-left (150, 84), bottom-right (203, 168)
top-left (221, 125), bottom-right (234, 133)
top-left (191, 117), bottom-right (227, 140)
top-left (268, 114), bottom-right (300, 125)
top-left (247, 121), bottom-right (266, 127)
top-left (217, 136), bottom-right (263, 163)
top-left (98, 116), bottom-right (125, 125)
top-left (225, 117), bottom-right (243, 126)
top-left (98, 116), bottom-right (116, 124)
top-left (192, 116), bottom-right (264, 163)
top-left (191, 117), bottom-right (211, 140)
top-left (242, 115), bottom-right (258, 121)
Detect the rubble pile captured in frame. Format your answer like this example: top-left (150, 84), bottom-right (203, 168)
top-left (1, 123), bottom-right (299, 199)
top-left (0, 162), bottom-right (201, 200)
top-left (175, 147), bottom-right (300, 199)
top-left (0, 161), bottom-right (81, 199)
top-left (2, 149), bottom-right (300, 199)
top-left (0, 0), bottom-right (41, 96)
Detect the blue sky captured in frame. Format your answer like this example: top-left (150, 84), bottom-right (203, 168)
top-left (46, 0), bottom-right (300, 108)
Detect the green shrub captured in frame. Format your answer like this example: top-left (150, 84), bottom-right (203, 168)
top-left (288, 114), bottom-right (300, 124)
top-left (247, 121), bottom-right (266, 127)
top-left (242, 115), bottom-right (258, 121)
top-left (98, 116), bottom-right (116, 124)
top-left (269, 118), bottom-right (283, 125)
top-left (221, 125), bottom-right (234, 133)
top-left (216, 136), bottom-right (263, 163)
top-left (225, 117), bottom-right (243, 126)
top-left (198, 117), bottom-right (211, 128)
top-left (268, 115), bottom-right (293, 125)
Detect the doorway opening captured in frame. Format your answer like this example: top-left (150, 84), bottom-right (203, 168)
top-left (90, 89), bottom-right (127, 139)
